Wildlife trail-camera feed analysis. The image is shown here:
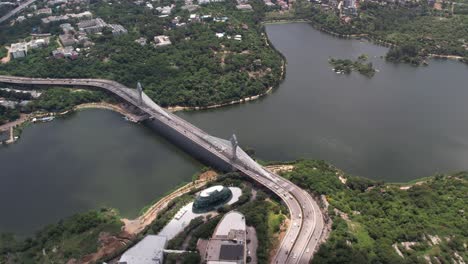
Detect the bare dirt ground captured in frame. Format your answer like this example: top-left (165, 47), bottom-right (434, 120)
top-left (265, 164), bottom-right (294, 174)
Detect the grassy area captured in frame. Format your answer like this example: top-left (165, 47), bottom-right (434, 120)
top-left (267, 200), bottom-right (286, 236)
top-left (0, 46), bottom-right (7, 58)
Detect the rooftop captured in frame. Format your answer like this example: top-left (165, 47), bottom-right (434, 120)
top-left (213, 211), bottom-right (246, 237)
top-left (119, 235), bottom-right (167, 264)
top-left (200, 185), bottom-right (225, 197)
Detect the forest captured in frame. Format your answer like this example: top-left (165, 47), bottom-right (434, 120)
top-left (0, 105), bottom-right (19, 125)
top-left (0, 88), bottom-right (108, 124)
top-left (0, 209), bottom-right (122, 263)
top-left (329, 54), bottom-right (376, 77)
top-left (0, 0), bottom-right (283, 108)
top-left (282, 160), bottom-right (468, 264)
top-left (0, 171), bottom-right (286, 263)
top-left (296, 1), bottom-right (468, 64)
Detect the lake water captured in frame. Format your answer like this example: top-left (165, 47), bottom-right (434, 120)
top-left (1, 22), bottom-right (468, 235)
top-left (0, 110), bottom-right (201, 235)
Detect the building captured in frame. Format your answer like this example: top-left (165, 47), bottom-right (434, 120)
top-left (198, 0), bottom-right (225, 4)
top-left (77, 18), bottom-right (107, 34)
top-left (35, 8), bottom-right (52, 15)
top-left (154, 35), bottom-right (172, 47)
top-left (156, 5), bottom-right (174, 15)
top-left (119, 235), bottom-right (167, 264)
top-left (135, 37), bottom-right (147, 46)
top-left (193, 185), bottom-right (232, 212)
top-left (204, 211), bottom-right (247, 264)
top-left (52, 46), bottom-right (78, 59)
top-left (108, 24), bottom-right (128, 36)
top-left (181, 4), bottom-right (199, 12)
top-left (60, 23), bottom-right (74, 33)
top-left (188, 13), bottom-right (200, 22)
top-left (236, 3), bottom-right (253, 10)
top-left (59, 34), bottom-right (76, 46)
top-left (9, 43), bottom-right (28, 59)
top-left (29, 38), bottom-right (49, 49)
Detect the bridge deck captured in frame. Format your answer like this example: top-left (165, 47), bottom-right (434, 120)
top-left (0, 75), bottom-right (325, 264)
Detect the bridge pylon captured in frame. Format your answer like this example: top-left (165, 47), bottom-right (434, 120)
top-left (230, 134), bottom-right (238, 160)
top-left (137, 82), bottom-right (143, 105)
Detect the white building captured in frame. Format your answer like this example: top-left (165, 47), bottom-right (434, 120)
top-left (9, 43), bottom-right (28, 59)
top-left (236, 3), bottom-right (253, 10)
top-left (156, 5), bottom-right (174, 15)
top-left (198, 0), bottom-right (225, 4)
top-left (154, 35), bottom-right (172, 47)
top-left (77, 18), bottom-right (107, 34)
top-left (205, 211), bottom-right (247, 264)
top-left (119, 235), bottom-right (167, 264)
top-left (108, 24), bottom-right (128, 36)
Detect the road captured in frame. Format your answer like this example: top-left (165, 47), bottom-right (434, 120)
top-left (0, 75), bottom-right (326, 263)
top-left (0, 0), bottom-right (38, 24)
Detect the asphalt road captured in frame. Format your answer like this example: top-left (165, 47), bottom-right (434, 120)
top-left (0, 0), bottom-right (38, 24)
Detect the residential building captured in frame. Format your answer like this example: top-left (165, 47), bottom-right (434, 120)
top-left (156, 5), bottom-right (174, 15)
top-left (35, 8), bottom-right (52, 15)
top-left (135, 37), bottom-right (147, 46)
top-left (9, 43), bottom-right (28, 59)
top-left (29, 38), bottom-right (49, 49)
top-left (188, 13), bottom-right (200, 22)
top-left (16, 16), bottom-right (26, 22)
top-left (60, 23), bottom-right (74, 33)
top-left (236, 3), bottom-right (253, 10)
top-left (181, 4), bottom-right (199, 12)
top-left (198, 0), bottom-right (225, 4)
top-left (154, 35), bottom-right (172, 47)
top-left (52, 46), bottom-right (78, 59)
top-left (59, 34), bottom-right (76, 46)
top-left (77, 18), bottom-right (107, 34)
top-left (118, 235), bottom-right (167, 264)
top-left (108, 24), bottom-right (128, 36)
top-left (42, 11), bottom-right (92, 24)
top-left (47, 0), bottom-right (67, 6)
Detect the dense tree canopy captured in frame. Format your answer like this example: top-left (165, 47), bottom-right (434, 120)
top-left (282, 160), bottom-right (468, 264)
top-left (0, 0), bottom-right (283, 107)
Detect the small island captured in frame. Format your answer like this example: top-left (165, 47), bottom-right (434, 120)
top-left (329, 54), bottom-right (376, 77)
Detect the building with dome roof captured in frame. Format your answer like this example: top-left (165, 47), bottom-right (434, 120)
top-left (193, 185), bottom-right (232, 212)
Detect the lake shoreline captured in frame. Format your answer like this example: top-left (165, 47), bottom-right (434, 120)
top-left (264, 19), bottom-right (466, 63)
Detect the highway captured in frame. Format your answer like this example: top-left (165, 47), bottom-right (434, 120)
top-left (0, 75), bottom-right (326, 263)
top-left (0, 0), bottom-right (38, 24)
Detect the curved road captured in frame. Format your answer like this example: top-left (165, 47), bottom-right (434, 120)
top-left (0, 75), bottom-right (326, 263)
top-left (0, 0), bottom-right (38, 24)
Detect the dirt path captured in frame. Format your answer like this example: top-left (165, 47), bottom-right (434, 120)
top-left (75, 102), bottom-right (145, 122)
top-left (122, 170), bottom-right (218, 235)
top-left (0, 113), bottom-right (29, 132)
top-left (1, 46), bottom-right (11, 64)
top-left (79, 171), bottom-right (218, 263)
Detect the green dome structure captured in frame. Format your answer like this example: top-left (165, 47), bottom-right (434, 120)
top-left (193, 185), bottom-right (232, 212)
